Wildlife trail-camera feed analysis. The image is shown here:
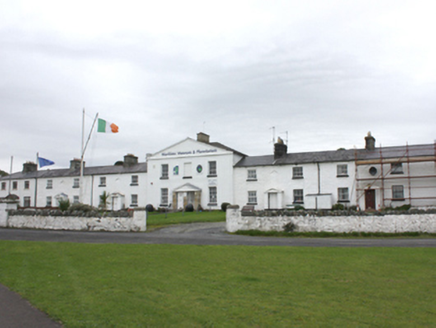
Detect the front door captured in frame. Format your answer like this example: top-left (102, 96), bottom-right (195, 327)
top-left (365, 189), bottom-right (376, 210)
top-left (268, 193), bottom-right (278, 209)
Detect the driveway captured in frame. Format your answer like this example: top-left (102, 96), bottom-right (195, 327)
top-left (1, 222), bottom-right (436, 247)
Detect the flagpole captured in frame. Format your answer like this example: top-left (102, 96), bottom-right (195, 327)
top-left (79, 109), bottom-right (99, 204)
top-left (35, 152), bottom-right (39, 207)
top-left (8, 156), bottom-right (13, 195)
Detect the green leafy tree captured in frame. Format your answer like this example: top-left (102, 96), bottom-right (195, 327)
top-left (0, 169), bottom-right (8, 177)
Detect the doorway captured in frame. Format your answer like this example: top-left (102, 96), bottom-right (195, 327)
top-left (365, 189), bottom-right (376, 210)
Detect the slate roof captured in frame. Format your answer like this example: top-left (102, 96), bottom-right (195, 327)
top-left (0, 163), bottom-right (147, 180)
top-left (235, 144), bottom-right (435, 167)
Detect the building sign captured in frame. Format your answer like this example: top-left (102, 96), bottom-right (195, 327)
top-left (162, 148), bottom-right (218, 157)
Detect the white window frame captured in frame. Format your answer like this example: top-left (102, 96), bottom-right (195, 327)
top-left (208, 161), bottom-right (217, 176)
top-left (338, 188), bottom-right (349, 202)
top-left (248, 191), bottom-right (257, 204)
top-left (337, 164), bottom-right (348, 177)
top-left (293, 167), bottom-right (303, 179)
top-left (161, 164), bottom-right (169, 179)
top-left (23, 196), bottom-right (31, 207)
top-left (46, 196), bottom-right (52, 207)
top-left (392, 185), bottom-right (404, 200)
top-left (1, 182), bottom-right (5, 190)
top-left (73, 178), bottom-right (80, 188)
top-left (161, 188), bottom-right (169, 206)
top-left (24, 180), bottom-right (30, 189)
top-left (99, 177), bottom-right (106, 187)
top-left (293, 189), bottom-right (304, 204)
top-left (131, 194), bottom-right (138, 207)
top-left (391, 163), bottom-right (403, 174)
top-left (247, 169), bottom-right (257, 180)
top-left (12, 181), bottom-right (17, 190)
top-left (73, 195), bottom-right (79, 204)
top-left (131, 175), bottom-right (138, 186)
top-left (46, 179), bottom-right (53, 189)
top-left (209, 186), bottom-right (217, 205)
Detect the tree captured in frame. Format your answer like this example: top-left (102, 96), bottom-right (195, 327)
top-left (0, 169), bottom-right (8, 177)
top-left (99, 191), bottom-right (110, 210)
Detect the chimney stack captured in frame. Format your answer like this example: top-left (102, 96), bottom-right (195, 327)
top-left (70, 158), bottom-right (83, 170)
top-left (22, 162), bottom-right (37, 173)
top-left (124, 154), bottom-right (138, 167)
top-left (274, 137), bottom-right (288, 159)
top-left (365, 132), bottom-right (376, 151)
top-left (197, 132), bottom-right (210, 144)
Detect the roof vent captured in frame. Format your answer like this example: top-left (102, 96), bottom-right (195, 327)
top-left (197, 132), bottom-right (210, 143)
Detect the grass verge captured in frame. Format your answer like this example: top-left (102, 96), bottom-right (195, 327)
top-left (147, 210), bottom-right (225, 228)
top-left (0, 241), bottom-right (435, 327)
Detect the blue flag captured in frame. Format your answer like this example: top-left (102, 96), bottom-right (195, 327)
top-left (38, 157), bottom-right (55, 168)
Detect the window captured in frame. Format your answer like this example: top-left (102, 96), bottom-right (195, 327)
top-left (209, 187), bottom-right (217, 205)
top-left (24, 181), bottom-right (30, 189)
top-left (12, 181), bottom-right (17, 190)
top-left (1, 182), bottom-right (6, 190)
top-left (73, 178), bottom-right (80, 188)
top-left (161, 188), bottom-right (169, 206)
top-left (247, 169), bottom-right (257, 180)
top-left (392, 185), bottom-right (404, 200)
top-left (391, 163), bottom-right (403, 174)
top-left (293, 189), bottom-right (304, 204)
top-left (46, 179), bottom-right (53, 189)
top-left (23, 197), bottom-right (31, 207)
top-left (46, 196), bottom-right (52, 207)
top-left (293, 167), bottom-right (303, 179)
top-left (248, 191), bottom-right (257, 204)
top-left (161, 164), bottom-right (169, 179)
top-left (131, 175), bottom-right (138, 186)
top-left (338, 188), bottom-right (349, 202)
top-left (337, 164), bottom-right (348, 177)
top-left (131, 194), bottom-right (138, 207)
top-left (208, 161), bottom-right (217, 177)
top-left (99, 177), bottom-right (106, 187)
top-left (184, 163), bottom-right (192, 179)
top-left (73, 196), bottom-right (79, 204)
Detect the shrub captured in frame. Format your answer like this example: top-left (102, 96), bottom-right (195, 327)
top-left (69, 203), bottom-right (95, 212)
top-left (145, 204), bottom-right (154, 212)
top-left (293, 205), bottom-right (305, 211)
top-left (221, 202), bottom-right (231, 212)
top-left (283, 221), bottom-right (297, 232)
top-left (185, 203), bottom-right (194, 212)
top-left (58, 199), bottom-right (70, 211)
top-left (332, 203), bottom-right (345, 211)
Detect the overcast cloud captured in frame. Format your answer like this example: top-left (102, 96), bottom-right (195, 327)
top-left (1, 0), bottom-right (435, 172)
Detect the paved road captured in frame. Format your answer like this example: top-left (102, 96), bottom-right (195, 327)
top-left (1, 222), bottom-right (436, 247)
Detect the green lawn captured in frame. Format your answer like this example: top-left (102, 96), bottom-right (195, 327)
top-left (0, 241), bottom-right (435, 327)
top-left (147, 210), bottom-right (225, 228)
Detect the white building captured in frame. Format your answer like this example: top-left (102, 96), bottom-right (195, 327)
top-left (1, 132), bottom-right (435, 211)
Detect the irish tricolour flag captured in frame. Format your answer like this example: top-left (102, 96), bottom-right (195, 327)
top-left (97, 118), bottom-right (119, 133)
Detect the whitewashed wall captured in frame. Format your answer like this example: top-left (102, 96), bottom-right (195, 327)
top-left (3, 209), bottom-right (147, 232)
top-left (147, 138), bottom-right (242, 209)
top-left (233, 161), bottom-right (356, 210)
top-left (226, 206), bottom-right (436, 233)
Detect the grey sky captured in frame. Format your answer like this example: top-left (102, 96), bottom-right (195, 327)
top-left (1, 0), bottom-right (435, 172)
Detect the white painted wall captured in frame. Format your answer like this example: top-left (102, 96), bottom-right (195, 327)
top-left (233, 161), bottom-right (356, 210)
top-left (146, 138), bottom-right (242, 209)
top-left (226, 206), bottom-right (436, 233)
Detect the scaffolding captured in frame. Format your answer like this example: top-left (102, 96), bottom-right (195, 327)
top-left (355, 142), bottom-right (436, 209)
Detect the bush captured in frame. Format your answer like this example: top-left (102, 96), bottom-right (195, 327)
top-left (185, 203), bottom-right (194, 212)
top-left (58, 199), bottom-right (70, 211)
top-left (293, 205), bottom-right (305, 211)
top-left (221, 202), bottom-right (231, 212)
top-left (331, 203), bottom-right (345, 211)
top-left (69, 203), bottom-right (95, 212)
top-left (283, 221), bottom-right (297, 232)
top-left (146, 204), bottom-right (154, 212)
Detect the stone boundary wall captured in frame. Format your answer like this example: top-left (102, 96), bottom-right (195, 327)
top-left (226, 206), bottom-right (436, 233)
top-left (0, 202), bottom-right (146, 232)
